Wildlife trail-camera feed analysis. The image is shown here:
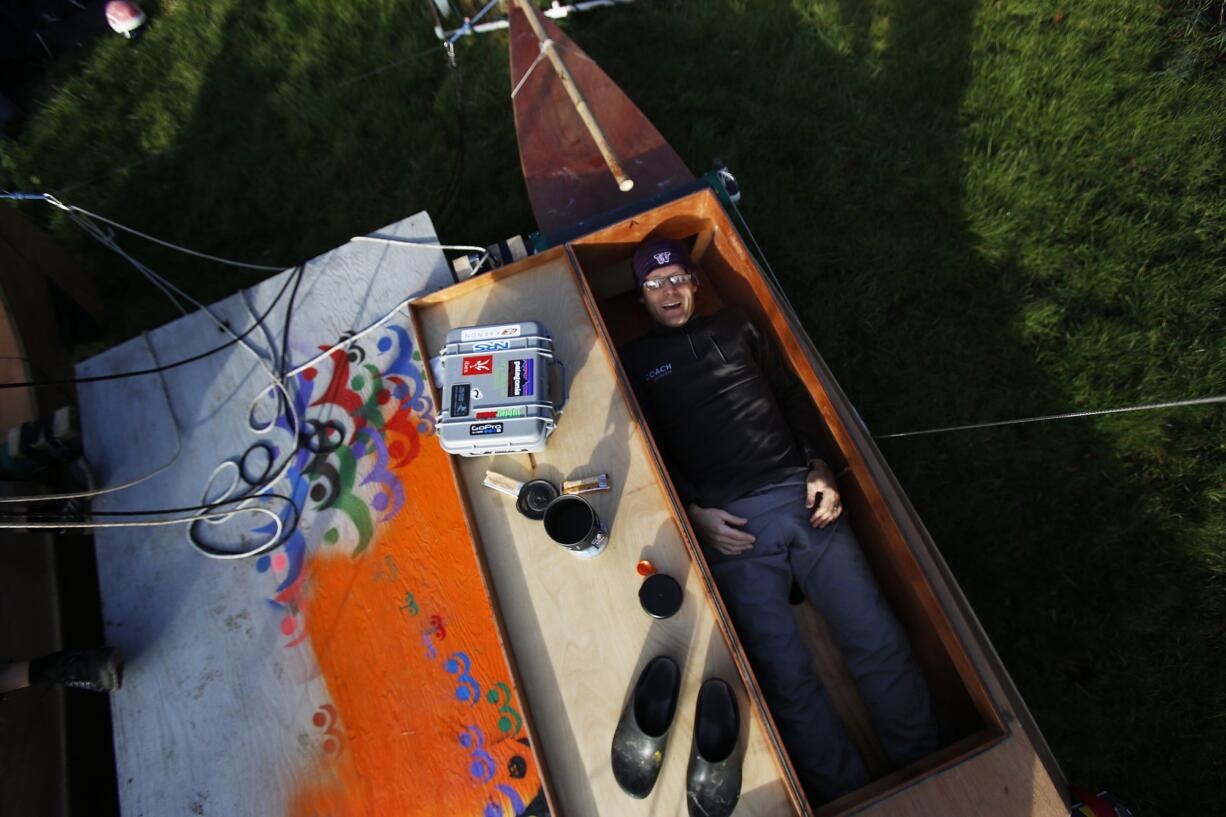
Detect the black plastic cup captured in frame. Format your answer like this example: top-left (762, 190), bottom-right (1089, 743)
top-left (639, 573), bottom-right (683, 619)
top-left (542, 495), bottom-right (608, 558)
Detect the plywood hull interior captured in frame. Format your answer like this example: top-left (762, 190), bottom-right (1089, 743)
top-left (566, 188), bottom-right (1069, 815)
top-left (408, 249), bottom-right (804, 817)
top-left (406, 187), bottom-right (1067, 816)
top-left (571, 199), bottom-right (992, 745)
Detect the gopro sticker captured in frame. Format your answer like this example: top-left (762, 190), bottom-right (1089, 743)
top-left (468, 422), bottom-right (504, 436)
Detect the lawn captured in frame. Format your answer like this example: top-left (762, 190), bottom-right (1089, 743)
top-left (4, 0), bottom-right (1225, 813)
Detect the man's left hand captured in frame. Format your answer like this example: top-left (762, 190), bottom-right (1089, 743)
top-left (805, 460), bottom-right (844, 528)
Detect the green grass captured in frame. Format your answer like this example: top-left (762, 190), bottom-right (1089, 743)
top-left (4, 0), bottom-right (1225, 812)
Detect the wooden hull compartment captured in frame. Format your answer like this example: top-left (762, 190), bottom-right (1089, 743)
top-left (565, 187), bottom-right (1070, 816)
top-left (406, 247), bottom-right (808, 817)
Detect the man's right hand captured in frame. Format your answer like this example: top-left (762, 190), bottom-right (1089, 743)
top-left (687, 504), bottom-right (756, 556)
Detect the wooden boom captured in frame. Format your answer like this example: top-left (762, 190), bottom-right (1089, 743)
top-left (508, 1), bottom-right (693, 236)
top-left (511, 0), bottom-right (635, 192)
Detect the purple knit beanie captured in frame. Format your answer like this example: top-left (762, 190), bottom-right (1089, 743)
top-left (631, 238), bottom-right (693, 289)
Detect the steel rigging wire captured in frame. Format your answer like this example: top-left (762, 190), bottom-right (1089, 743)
top-left (722, 183), bottom-right (1226, 437)
top-left (0, 265), bottom-right (307, 558)
top-left (0, 198), bottom-right (306, 539)
top-left (0, 196), bottom-right (487, 557)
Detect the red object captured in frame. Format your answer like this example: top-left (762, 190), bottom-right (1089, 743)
top-left (636, 560), bottom-right (656, 577)
top-left (105, 1), bottom-right (146, 35)
top-left (461, 355), bottom-right (493, 376)
top-left (1069, 786), bottom-right (1133, 817)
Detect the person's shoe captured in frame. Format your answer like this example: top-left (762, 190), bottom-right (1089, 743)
top-left (611, 655), bottom-right (681, 798)
top-left (31, 648), bottom-right (123, 692)
top-left (686, 678), bottom-right (742, 817)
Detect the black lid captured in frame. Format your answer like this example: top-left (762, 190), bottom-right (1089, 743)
top-left (516, 479), bottom-right (559, 520)
top-left (639, 573), bottom-right (683, 619)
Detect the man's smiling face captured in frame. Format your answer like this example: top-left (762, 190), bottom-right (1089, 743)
top-left (640, 263), bottom-right (697, 328)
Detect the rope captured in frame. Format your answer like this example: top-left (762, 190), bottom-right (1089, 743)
top-left (1, 193), bottom-right (287, 271)
top-left (32, 41), bottom-right (448, 194)
top-left (509, 39), bottom-right (595, 100)
top-left (724, 188), bottom-right (1226, 440)
top-left (337, 43), bottom-right (448, 88)
top-left (728, 194), bottom-right (790, 306)
top-left (350, 234), bottom-right (486, 254)
top-left (0, 192), bottom-right (489, 556)
top-left (876, 395), bottom-right (1226, 439)
top-left (0, 506), bottom-right (285, 547)
top-left (511, 43), bottom-right (551, 98)
top-left (555, 41), bottom-right (598, 64)
top-left (44, 208), bottom-right (305, 555)
top-left (0, 335), bottom-right (183, 504)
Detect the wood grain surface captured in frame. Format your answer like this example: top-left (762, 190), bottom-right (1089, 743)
top-left (78, 213), bottom-right (550, 817)
top-left (411, 251), bottom-right (799, 817)
top-left (565, 188), bottom-right (1070, 816)
top-left (509, 3), bottom-right (694, 236)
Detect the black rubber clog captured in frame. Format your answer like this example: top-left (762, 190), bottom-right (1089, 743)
top-left (611, 655), bottom-right (682, 798)
top-left (686, 678), bottom-right (742, 817)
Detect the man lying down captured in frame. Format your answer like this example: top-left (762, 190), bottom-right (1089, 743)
top-left (618, 237), bottom-right (940, 803)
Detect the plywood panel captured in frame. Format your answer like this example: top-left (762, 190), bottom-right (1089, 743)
top-left (565, 188), bottom-right (1070, 816)
top-left (820, 731), bottom-right (1067, 817)
top-left (413, 253), bottom-right (799, 817)
top-left (78, 214), bottom-right (551, 817)
top-left (509, 3), bottom-right (693, 236)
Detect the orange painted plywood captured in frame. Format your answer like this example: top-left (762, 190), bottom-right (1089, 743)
top-left (287, 440), bottom-right (547, 817)
top-left (237, 331), bottom-right (549, 817)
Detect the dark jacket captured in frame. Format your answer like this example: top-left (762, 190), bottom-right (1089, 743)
top-left (619, 308), bottom-right (827, 508)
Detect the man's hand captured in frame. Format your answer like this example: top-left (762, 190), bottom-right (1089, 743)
top-left (806, 460), bottom-right (844, 528)
top-left (687, 503), bottom-right (756, 556)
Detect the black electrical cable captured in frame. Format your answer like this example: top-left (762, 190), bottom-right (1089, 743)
top-left (0, 491), bottom-right (300, 523)
top-left (182, 259), bottom-right (310, 556)
top-left (434, 59), bottom-right (467, 231)
top-left (0, 265), bottom-right (301, 391)
top-left (0, 264), bottom-right (311, 555)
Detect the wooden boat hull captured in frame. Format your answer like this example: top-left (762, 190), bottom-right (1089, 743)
top-left (564, 186), bottom-right (1069, 815)
top-left (408, 191), bottom-right (1068, 815)
top-left (508, 1), bottom-right (694, 238)
top-left (503, 6), bottom-right (1067, 812)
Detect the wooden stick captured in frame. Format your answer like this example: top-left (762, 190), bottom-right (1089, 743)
top-left (512, 0), bottom-right (635, 192)
top-left (483, 470), bottom-right (525, 497)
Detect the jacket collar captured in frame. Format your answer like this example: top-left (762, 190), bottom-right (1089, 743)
top-left (648, 312), bottom-right (708, 337)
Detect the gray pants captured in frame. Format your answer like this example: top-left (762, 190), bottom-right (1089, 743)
top-left (702, 474), bottom-right (939, 801)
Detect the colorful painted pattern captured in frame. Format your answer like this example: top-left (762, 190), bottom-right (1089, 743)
top-left (236, 322), bottom-right (547, 816)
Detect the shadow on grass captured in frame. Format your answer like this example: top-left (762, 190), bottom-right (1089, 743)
top-left (5, 0), bottom-right (1222, 811)
top-left (13, 0), bottom-right (536, 349)
top-left (572, 0), bottom-right (1222, 812)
